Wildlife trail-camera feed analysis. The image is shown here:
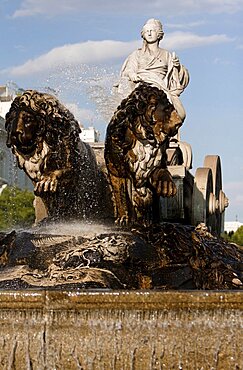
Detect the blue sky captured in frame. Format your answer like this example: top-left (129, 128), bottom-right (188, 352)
top-left (0, 0), bottom-right (243, 221)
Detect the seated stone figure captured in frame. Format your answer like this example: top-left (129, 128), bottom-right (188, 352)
top-left (105, 19), bottom-right (188, 225)
top-left (105, 82), bottom-right (182, 225)
top-left (115, 18), bottom-right (189, 121)
top-left (5, 90), bottom-right (108, 222)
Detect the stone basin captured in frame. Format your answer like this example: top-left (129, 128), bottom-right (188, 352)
top-left (0, 290), bottom-right (242, 369)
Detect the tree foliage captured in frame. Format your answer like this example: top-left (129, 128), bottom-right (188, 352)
top-left (0, 186), bottom-right (35, 231)
top-left (223, 226), bottom-right (243, 246)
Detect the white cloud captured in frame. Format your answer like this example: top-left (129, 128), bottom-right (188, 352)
top-left (10, 0), bottom-right (243, 18)
top-left (11, 0), bottom-right (81, 18)
top-left (163, 32), bottom-right (233, 50)
top-left (166, 21), bottom-right (207, 30)
top-left (1, 33), bottom-right (233, 77)
top-left (2, 40), bottom-right (139, 77)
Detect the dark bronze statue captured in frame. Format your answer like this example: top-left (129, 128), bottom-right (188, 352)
top-left (5, 90), bottom-right (107, 221)
top-left (2, 88), bottom-right (242, 291)
top-left (2, 18), bottom-right (240, 296)
top-left (0, 223), bottom-right (242, 290)
top-left (105, 82), bottom-right (182, 225)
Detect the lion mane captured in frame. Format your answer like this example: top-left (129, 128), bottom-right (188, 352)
top-left (105, 82), bottom-right (182, 225)
top-left (5, 90), bottom-right (104, 221)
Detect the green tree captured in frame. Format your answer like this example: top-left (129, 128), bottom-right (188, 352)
top-left (0, 186), bottom-right (35, 230)
top-left (230, 226), bottom-right (243, 246)
top-left (223, 226), bottom-right (243, 246)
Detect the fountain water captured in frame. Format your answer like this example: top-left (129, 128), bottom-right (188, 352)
top-left (0, 290), bottom-right (242, 369)
top-left (0, 20), bottom-right (243, 368)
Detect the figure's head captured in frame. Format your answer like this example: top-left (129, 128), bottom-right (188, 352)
top-left (141, 18), bottom-right (164, 43)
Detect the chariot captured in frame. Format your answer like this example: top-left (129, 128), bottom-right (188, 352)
top-left (160, 139), bottom-right (228, 235)
top-left (91, 137), bottom-right (228, 236)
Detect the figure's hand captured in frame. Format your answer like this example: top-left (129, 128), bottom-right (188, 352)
top-left (129, 73), bottom-right (142, 83)
top-left (115, 213), bottom-right (131, 227)
top-left (172, 51), bottom-right (180, 69)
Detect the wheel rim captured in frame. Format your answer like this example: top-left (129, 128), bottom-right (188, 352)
top-left (179, 141), bottom-right (193, 170)
top-left (192, 167), bottom-right (214, 228)
top-left (203, 155), bottom-right (222, 200)
top-left (203, 155), bottom-right (225, 235)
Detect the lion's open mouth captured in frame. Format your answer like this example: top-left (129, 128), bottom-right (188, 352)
top-left (15, 141), bottom-right (37, 156)
top-left (9, 131), bottom-right (39, 156)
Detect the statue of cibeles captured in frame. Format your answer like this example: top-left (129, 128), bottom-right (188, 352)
top-left (115, 18), bottom-right (189, 121)
top-left (105, 19), bottom-right (189, 226)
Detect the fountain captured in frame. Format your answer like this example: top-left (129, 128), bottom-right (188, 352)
top-left (0, 18), bottom-right (242, 369)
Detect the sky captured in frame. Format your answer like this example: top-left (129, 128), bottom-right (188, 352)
top-left (0, 0), bottom-right (243, 222)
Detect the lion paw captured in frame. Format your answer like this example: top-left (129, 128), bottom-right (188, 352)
top-left (115, 214), bottom-right (131, 226)
top-left (157, 179), bottom-right (177, 197)
top-left (34, 176), bottom-right (58, 194)
top-left (151, 169), bottom-right (177, 197)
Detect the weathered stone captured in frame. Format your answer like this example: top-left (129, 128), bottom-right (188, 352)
top-left (0, 223), bottom-right (242, 290)
top-left (0, 290), bottom-right (242, 369)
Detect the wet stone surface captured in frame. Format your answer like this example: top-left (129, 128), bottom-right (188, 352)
top-left (0, 222), bottom-right (242, 290)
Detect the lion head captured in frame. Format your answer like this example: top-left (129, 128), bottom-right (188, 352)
top-left (6, 90), bottom-right (81, 157)
top-left (112, 82), bottom-right (182, 143)
top-left (5, 90), bottom-right (84, 186)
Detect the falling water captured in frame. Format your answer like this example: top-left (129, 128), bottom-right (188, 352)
top-left (31, 221), bottom-right (117, 238)
top-left (41, 64), bottom-right (120, 138)
top-left (8, 153), bottom-right (18, 188)
top-left (0, 290), bottom-right (242, 369)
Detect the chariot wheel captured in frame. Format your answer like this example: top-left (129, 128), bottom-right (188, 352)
top-left (203, 155), bottom-right (222, 199)
top-left (192, 167), bottom-right (216, 230)
top-left (179, 141), bottom-right (193, 170)
top-left (203, 155), bottom-right (225, 234)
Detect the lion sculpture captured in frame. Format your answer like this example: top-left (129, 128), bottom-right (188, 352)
top-left (5, 90), bottom-right (107, 221)
top-left (104, 82), bottom-right (183, 225)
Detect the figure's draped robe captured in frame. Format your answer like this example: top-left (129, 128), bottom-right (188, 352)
top-left (116, 48), bottom-right (189, 121)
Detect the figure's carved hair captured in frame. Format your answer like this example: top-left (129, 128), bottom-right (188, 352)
top-left (141, 18), bottom-right (164, 41)
top-left (6, 89), bottom-right (81, 142)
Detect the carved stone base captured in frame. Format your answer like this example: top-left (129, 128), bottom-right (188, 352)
top-left (0, 222), bottom-right (242, 290)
